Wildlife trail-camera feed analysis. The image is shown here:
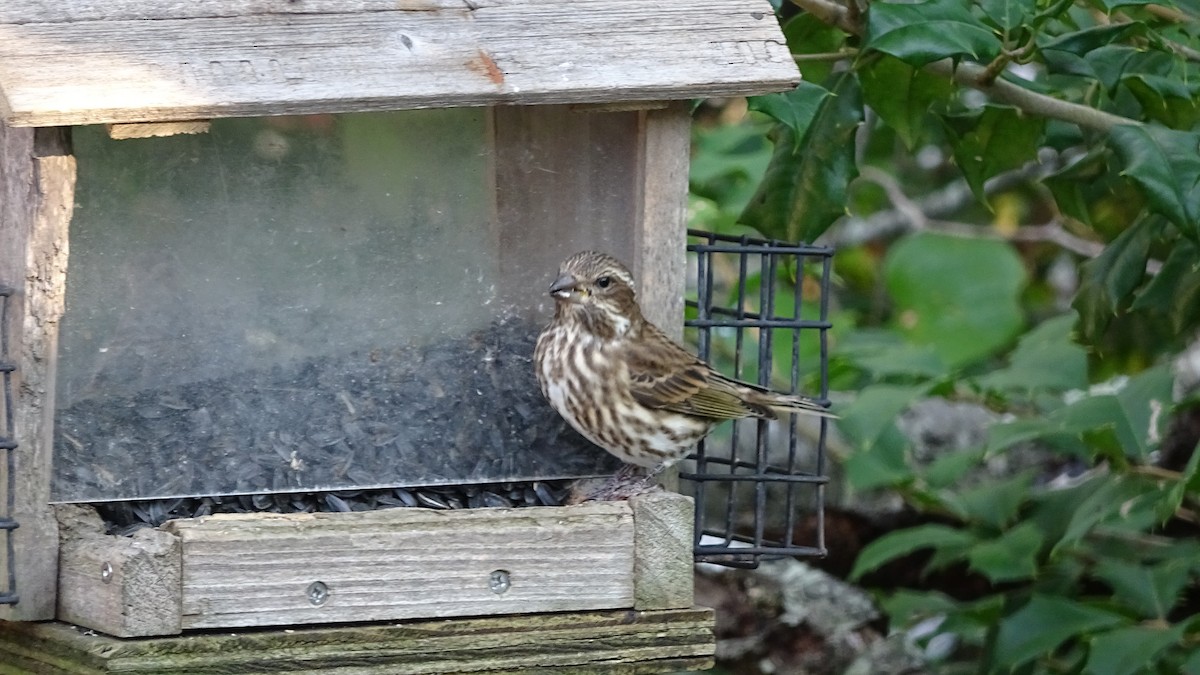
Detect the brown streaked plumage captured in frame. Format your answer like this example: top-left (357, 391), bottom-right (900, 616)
top-left (534, 250), bottom-right (835, 470)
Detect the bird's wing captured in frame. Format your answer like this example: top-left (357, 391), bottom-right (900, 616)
top-left (625, 326), bottom-right (760, 420)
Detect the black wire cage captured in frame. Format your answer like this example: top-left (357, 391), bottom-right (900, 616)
top-left (680, 230), bottom-right (833, 568)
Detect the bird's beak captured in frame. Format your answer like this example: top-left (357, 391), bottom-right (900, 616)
top-left (549, 274), bottom-right (581, 299)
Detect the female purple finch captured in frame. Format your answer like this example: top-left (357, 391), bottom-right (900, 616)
top-left (534, 251), bottom-right (834, 472)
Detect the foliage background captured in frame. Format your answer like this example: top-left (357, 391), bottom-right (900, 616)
top-left (688, 0), bottom-right (1200, 672)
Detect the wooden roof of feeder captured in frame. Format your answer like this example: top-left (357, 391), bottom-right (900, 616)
top-left (0, 0), bottom-right (799, 127)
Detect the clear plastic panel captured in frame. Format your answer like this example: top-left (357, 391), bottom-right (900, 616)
top-left (53, 109), bottom-right (631, 502)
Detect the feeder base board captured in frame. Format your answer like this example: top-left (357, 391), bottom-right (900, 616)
top-left (0, 608), bottom-right (714, 674)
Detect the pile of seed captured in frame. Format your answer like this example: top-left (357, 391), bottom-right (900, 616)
top-left (95, 479), bottom-right (577, 536)
top-left (53, 316), bottom-right (617, 502)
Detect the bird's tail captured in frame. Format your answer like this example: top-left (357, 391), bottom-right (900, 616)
top-left (767, 393), bottom-right (839, 419)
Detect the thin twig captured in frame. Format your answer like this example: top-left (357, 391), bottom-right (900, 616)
top-left (793, 50), bottom-right (859, 62)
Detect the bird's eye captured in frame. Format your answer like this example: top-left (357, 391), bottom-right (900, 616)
top-left (596, 276), bottom-right (612, 289)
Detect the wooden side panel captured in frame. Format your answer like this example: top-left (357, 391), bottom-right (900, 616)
top-left (0, 123), bottom-right (74, 621)
top-left (633, 102), bottom-right (691, 339)
top-left (0, 607), bottom-right (716, 674)
top-left (494, 105), bottom-right (642, 316)
top-left (0, 0), bottom-right (798, 126)
top-left (164, 502), bottom-right (636, 629)
top-left (55, 505), bottom-right (182, 637)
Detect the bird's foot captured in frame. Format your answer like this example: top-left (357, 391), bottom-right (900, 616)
top-left (565, 464), bottom-right (663, 503)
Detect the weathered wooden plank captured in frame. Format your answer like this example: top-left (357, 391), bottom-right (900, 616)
top-left (105, 121), bottom-right (210, 139)
top-left (55, 505), bottom-right (182, 637)
top-left (633, 101), bottom-right (691, 340)
top-left (0, 607), bottom-right (715, 674)
top-left (631, 491), bottom-right (694, 610)
top-left (163, 502), bottom-right (636, 629)
top-left (0, 123), bottom-right (74, 621)
top-left (494, 104), bottom-right (641, 316)
top-left (0, 0), bottom-right (798, 126)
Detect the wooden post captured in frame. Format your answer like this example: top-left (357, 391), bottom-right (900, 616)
top-left (630, 491), bottom-right (694, 610)
top-left (55, 505), bottom-right (182, 637)
top-left (0, 122), bottom-right (75, 621)
top-left (633, 101), bottom-right (691, 341)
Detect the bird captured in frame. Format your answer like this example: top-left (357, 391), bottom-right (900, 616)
top-left (534, 250), bottom-right (835, 475)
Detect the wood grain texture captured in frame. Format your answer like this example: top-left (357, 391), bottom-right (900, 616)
top-left (0, 607), bottom-right (715, 674)
top-left (105, 121), bottom-right (211, 139)
top-left (631, 491), bottom-right (694, 611)
top-left (55, 505), bottom-right (182, 637)
top-left (633, 102), bottom-right (691, 340)
top-left (0, 0), bottom-right (798, 126)
top-left (163, 502), bottom-right (636, 629)
top-left (0, 123), bottom-right (74, 621)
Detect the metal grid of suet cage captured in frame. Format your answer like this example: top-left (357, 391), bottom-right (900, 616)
top-left (0, 285), bottom-right (19, 604)
top-left (681, 231), bottom-right (833, 568)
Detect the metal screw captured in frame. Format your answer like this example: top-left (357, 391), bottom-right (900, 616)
top-left (100, 562), bottom-right (113, 583)
top-left (489, 569), bottom-right (511, 595)
top-left (306, 581), bottom-right (329, 606)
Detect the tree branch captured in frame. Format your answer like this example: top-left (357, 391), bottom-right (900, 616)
top-left (788, 0), bottom-right (1143, 133)
top-left (924, 60), bottom-right (1135, 133)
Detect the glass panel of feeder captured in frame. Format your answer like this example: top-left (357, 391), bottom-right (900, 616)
top-left (53, 109), bottom-right (633, 502)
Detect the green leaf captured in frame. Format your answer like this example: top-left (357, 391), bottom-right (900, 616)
top-left (850, 524), bottom-right (976, 581)
top-left (1085, 45), bottom-right (1173, 95)
top-left (860, 55), bottom-right (953, 150)
top-left (993, 595), bottom-right (1127, 670)
top-left (944, 471), bottom-right (1034, 529)
top-left (1112, 363), bottom-right (1173, 458)
top-left (748, 83), bottom-right (831, 153)
top-left (1085, 624), bottom-right (1186, 675)
top-left (923, 448), bottom-right (986, 489)
top-left (1042, 23), bottom-right (1148, 57)
top-left (977, 0), bottom-right (1037, 32)
top-left (1073, 218), bottom-right (1161, 342)
top-left (838, 383), bottom-right (928, 449)
top-left (1131, 238), bottom-right (1200, 332)
top-left (1184, 644), bottom-right (1200, 675)
top-left (1109, 125), bottom-right (1200, 237)
top-left (866, 0), bottom-right (1002, 66)
top-left (741, 72), bottom-right (863, 242)
top-left (782, 13), bottom-right (848, 84)
top-left (856, 345), bottom-right (947, 380)
top-left (977, 312), bottom-right (1088, 393)
top-left (1094, 559), bottom-right (1192, 620)
top-left (943, 106), bottom-right (1046, 205)
top-left (1123, 75), bottom-right (1200, 130)
top-left (884, 232), bottom-right (1026, 368)
top-left (878, 589), bottom-right (961, 627)
top-left (966, 522), bottom-right (1044, 583)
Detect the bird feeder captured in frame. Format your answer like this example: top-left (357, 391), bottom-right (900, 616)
top-left (0, 1), bottom-right (798, 671)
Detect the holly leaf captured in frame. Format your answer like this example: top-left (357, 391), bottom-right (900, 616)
top-left (943, 105), bottom-right (1046, 205)
top-left (993, 595), bottom-right (1127, 670)
top-left (860, 55), bottom-right (954, 150)
top-left (741, 72), bottom-right (863, 242)
top-left (748, 82), bottom-right (830, 153)
top-left (866, 0), bottom-right (1002, 66)
top-left (967, 522), bottom-right (1044, 583)
top-left (1094, 559), bottom-right (1191, 620)
top-left (1085, 624), bottom-right (1187, 675)
top-left (1073, 217), bottom-right (1161, 342)
top-left (850, 524), bottom-right (976, 581)
top-left (1109, 125), bottom-right (1200, 238)
top-left (977, 312), bottom-right (1088, 393)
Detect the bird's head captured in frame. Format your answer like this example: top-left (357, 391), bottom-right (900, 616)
top-left (548, 251), bottom-right (642, 338)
